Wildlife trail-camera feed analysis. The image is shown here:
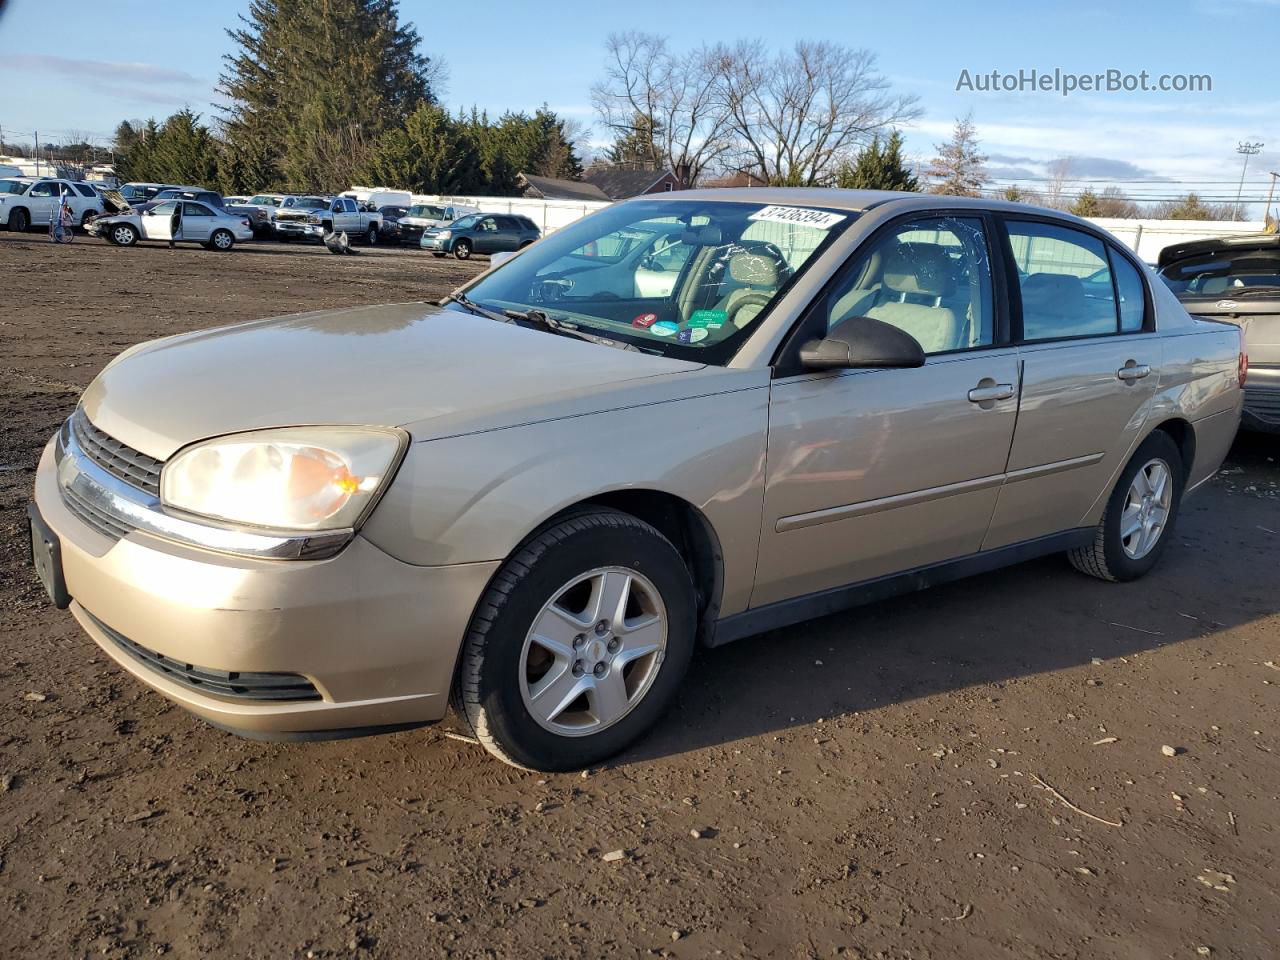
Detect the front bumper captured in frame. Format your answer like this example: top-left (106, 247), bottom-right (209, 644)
top-left (274, 220), bottom-right (324, 239)
top-left (34, 438), bottom-right (499, 737)
top-left (419, 235), bottom-right (450, 252)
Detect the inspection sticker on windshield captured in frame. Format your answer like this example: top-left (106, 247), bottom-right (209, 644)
top-left (748, 205), bottom-right (845, 229)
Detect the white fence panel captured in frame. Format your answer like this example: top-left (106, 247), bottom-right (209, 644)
top-left (1086, 218), bottom-right (1267, 264)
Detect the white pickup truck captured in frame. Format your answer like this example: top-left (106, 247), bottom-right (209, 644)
top-left (0, 177), bottom-right (106, 232)
top-left (272, 195), bottom-right (383, 244)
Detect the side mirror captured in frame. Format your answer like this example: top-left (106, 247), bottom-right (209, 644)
top-left (798, 315), bottom-right (926, 370)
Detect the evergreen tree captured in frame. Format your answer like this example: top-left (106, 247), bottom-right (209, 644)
top-left (605, 113), bottom-right (660, 168)
top-left (219, 0), bottom-right (433, 190)
top-left (113, 119), bottom-right (158, 183)
top-left (147, 110), bottom-right (219, 186)
top-left (834, 132), bottom-right (918, 191)
top-left (362, 104), bottom-right (482, 194)
top-left (923, 114), bottom-right (988, 197)
top-left (1070, 188), bottom-right (1101, 218)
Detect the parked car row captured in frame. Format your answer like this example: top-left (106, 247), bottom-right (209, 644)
top-left (0, 177), bottom-right (545, 257)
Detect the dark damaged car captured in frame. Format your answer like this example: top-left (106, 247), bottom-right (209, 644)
top-left (1158, 233), bottom-right (1280, 432)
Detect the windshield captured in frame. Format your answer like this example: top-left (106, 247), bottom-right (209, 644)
top-left (249, 195), bottom-right (281, 206)
top-left (407, 204), bottom-right (447, 219)
top-left (450, 214), bottom-right (480, 230)
top-left (1160, 250), bottom-right (1280, 295)
top-left (459, 198), bottom-right (853, 363)
top-left (0, 179), bottom-right (28, 195)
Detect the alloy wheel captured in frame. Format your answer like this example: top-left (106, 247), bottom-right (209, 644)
top-left (1120, 458), bottom-right (1172, 559)
top-left (519, 567), bottom-right (667, 736)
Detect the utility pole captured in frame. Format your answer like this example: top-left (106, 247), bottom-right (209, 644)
top-left (34, 130), bottom-right (40, 176)
top-left (1234, 141), bottom-right (1263, 220)
top-left (1266, 171), bottom-right (1279, 229)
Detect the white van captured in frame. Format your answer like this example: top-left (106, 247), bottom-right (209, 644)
top-left (342, 187), bottom-right (412, 210)
top-left (394, 201), bottom-right (479, 245)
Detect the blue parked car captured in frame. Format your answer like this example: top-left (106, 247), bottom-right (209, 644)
top-left (420, 213), bottom-right (541, 260)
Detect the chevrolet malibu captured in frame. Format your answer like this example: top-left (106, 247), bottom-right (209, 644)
top-left (28, 189), bottom-right (1244, 771)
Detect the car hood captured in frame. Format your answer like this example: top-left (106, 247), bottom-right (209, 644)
top-left (81, 302), bottom-right (709, 460)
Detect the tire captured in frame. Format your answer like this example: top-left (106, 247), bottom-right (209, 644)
top-left (110, 224), bottom-right (139, 247)
top-left (1069, 430), bottom-right (1184, 582)
top-left (80, 210), bottom-right (96, 229)
top-left (457, 509), bottom-right (697, 771)
top-left (7, 207), bottom-right (30, 232)
top-left (210, 229), bottom-right (235, 251)
top-left (453, 239), bottom-right (472, 260)
top-left (366, 226), bottom-right (378, 246)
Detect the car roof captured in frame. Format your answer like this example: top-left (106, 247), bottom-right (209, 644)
top-left (644, 186), bottom-right (1098, 225)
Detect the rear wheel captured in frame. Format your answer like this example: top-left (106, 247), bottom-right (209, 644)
top-left (110, 224), bottom-right (139, 246)
top-left (366, 225), bottom-right (378, 245)
top-left (7, 208), bottom-right (30, 232)
top-left (1069, 431), bottom-right (1184, 582)
top-left (453, 239), bottom-right (472, 260)
top-left (457, 509), bottom-right (696, 771)
top-left (210, 229), bottom-right (235, 251)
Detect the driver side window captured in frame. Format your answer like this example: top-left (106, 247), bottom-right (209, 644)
top-left (821, 216), bottom-right (994, 354)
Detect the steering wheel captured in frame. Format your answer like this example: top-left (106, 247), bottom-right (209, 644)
top-left (727, 292), bottom-right (774, 328)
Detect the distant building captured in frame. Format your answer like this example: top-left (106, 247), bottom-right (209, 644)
top-left (517, 173), bottom-right (610, 203)
top-left (582, 165), bottom-right (684, 200)
top-left (701, 170), bottom-right (769, 189)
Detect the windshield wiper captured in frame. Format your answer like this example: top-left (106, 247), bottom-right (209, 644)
top-left (441, 292), bottom-right (514, 324)
top-left (504, 308), bottom-right (638, 351)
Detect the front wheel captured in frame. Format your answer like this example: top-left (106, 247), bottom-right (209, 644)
top-left (456, 509), bottom-right (696, 771)
top-left (366, 226), bottom-right (378, 245)
top-left (209, 229), bottom-right (235, 251)
top-left (453, 239), bottom-right (472, 260)
top-left (110, 224), bottom-right (139, 246)
top-left (1069, 431), bottom-right (1184, 582)
top-left (7, 208), bottom-right (30, 232)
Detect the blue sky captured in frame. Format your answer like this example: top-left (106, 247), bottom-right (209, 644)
top-left (1, 0), bottom-right (1276, 212)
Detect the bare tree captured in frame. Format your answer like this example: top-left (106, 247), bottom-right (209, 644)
top-left (922, 114), bottom-right (987, 196)
top-left (1096, 185), bottom-right (1141, 218)
top-left (591, 32), bottom-right (734, 184)
top-left (711, 40), bottom-right (919, 187)
top-left (1042, 157), bottom-right (1074, 209)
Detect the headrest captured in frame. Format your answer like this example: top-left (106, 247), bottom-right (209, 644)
top-left (728, 252), bottom-right (780, 287)
top-left (1021, 272), bottom-right (1086, 313)
top-left (681, 224), bottom-right (723, 246)
top-left (883, 243), bottom-right (953, 297)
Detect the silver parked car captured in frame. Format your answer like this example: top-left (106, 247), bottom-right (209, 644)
top-left (89, 199), bottom-right (253, 250)
top-left (29, 189), bottom-right (1243, 770)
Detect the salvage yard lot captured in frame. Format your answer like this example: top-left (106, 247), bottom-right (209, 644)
top-left (1, 232), bottom-right (1277, 959)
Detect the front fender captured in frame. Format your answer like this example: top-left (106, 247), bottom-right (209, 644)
top-left (361, 388), bottom-right (771, 617)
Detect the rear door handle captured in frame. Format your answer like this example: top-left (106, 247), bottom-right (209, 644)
top-left (1117, 362), bottom-right (1151, 381)
top-left (967, 383), bottom-right (1015, 403)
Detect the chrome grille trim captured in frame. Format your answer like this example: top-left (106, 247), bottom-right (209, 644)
top-left (71, 409), bottom-right (163, 496)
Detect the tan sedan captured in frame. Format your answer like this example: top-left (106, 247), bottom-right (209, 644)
top-left (28, 189), bottom-right (1244, 770)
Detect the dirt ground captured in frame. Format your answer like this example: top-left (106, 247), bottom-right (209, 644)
top-left (1, 230), bottom-right (1277, 960)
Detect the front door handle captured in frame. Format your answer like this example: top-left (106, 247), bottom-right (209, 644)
top-left (967, 382), bottom-right (1016, 403)
top-left (1117, 362), bottom-right (1151, 381)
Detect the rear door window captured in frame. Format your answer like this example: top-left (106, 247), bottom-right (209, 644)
top-left (1005, 221), bottom-right (1119, 340)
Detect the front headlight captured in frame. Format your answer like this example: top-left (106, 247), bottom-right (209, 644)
top-left (436, 230), bottom-right (451, 238)
top-left (306, 215), bottom-right (322, 224)
top-left (161, 427), bottom-right (406, 532)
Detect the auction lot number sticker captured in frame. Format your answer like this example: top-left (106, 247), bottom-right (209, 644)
top-left (747, 205), bottom-right (846, 229)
